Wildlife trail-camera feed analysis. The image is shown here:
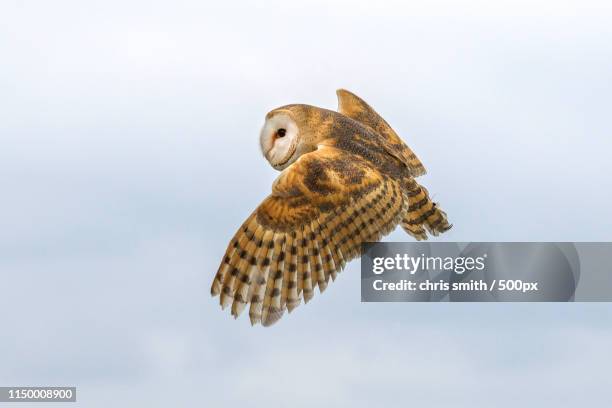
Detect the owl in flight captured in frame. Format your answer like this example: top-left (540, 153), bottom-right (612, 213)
top-left (211, 89), bottom-right (451, 326)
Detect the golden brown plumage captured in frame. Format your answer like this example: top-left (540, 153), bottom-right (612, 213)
top-left (211, 89), bottom-right (451, 326)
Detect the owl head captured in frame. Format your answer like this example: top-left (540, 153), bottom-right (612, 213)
top-left (259, 104), bottom-right (332, 171)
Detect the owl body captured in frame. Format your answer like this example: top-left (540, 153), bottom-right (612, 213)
top-left (212, 90), bottom-right (451, 326)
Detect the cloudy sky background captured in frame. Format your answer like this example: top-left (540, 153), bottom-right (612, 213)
top-left (1, 1), bottom-right (612, 406)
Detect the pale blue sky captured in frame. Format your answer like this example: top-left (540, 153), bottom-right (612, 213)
top-left (1, 1), bottom-right (612, 406)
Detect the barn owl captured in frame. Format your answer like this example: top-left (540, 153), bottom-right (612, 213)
top-left (211, 89), bottom-right (451, 326)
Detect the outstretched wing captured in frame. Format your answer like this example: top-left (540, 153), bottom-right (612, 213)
top-left (211, 145), bottom-right (407, 326)
top-left (336, 89), bottom-right (427, 176)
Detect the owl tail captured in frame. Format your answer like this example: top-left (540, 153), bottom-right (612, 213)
top-left (401, 179), bottom-right (452, 240)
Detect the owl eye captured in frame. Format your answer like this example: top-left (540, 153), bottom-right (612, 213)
top-left (276, 128), bottom-right (286, 138)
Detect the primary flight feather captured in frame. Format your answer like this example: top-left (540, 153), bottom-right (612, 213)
top-left (211, 89), bottom-right (451, 326)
